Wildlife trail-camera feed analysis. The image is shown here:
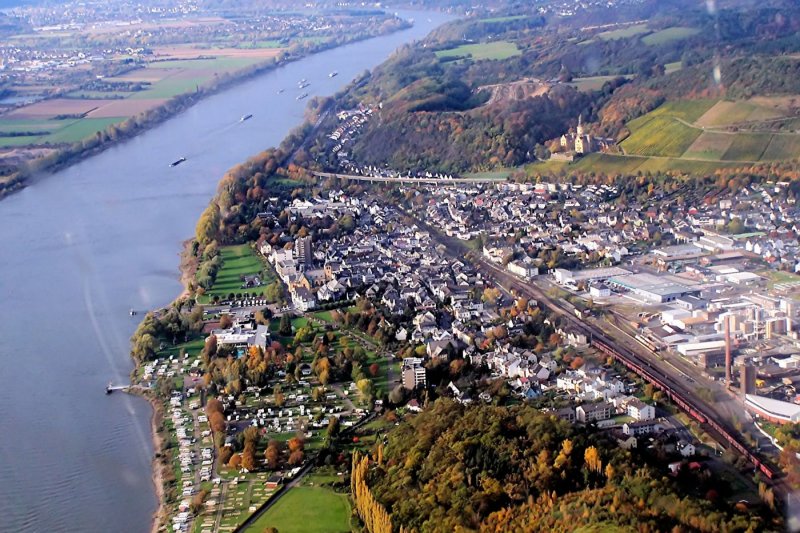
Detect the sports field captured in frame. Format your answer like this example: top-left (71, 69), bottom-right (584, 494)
top-left (244, 484), bottom-right (351, 533)
top-left (198, 244), bottom-right (275, 303)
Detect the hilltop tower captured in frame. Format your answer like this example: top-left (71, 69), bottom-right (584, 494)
top-left (576, 114), bottom-right (584, 138)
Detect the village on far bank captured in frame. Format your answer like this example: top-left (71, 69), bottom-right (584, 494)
top-left (122, 138), bottom-right (800, 532)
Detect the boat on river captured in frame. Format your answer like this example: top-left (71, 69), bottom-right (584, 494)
top-left (169, 157), bottom-right (187, 167)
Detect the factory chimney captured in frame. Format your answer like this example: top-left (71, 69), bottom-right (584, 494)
top-left (725, 314), bottom-right (732, 388)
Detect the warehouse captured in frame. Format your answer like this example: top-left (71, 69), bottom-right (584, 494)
top-left (606, 272), bottom-right (700, 304)
top-left (552, 266), bottom-right (631, 286)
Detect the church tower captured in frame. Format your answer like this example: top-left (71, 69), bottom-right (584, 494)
top-left (576, 113), bottom-right (584, 138)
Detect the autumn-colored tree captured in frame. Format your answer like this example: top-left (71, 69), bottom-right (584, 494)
top-left (242, 444), bottom-right (257, 471)
top-left (274, 386), bottom-right (285, 407)
top-left (219, 314), bottom-right (233, 329)
top-left (287, 437), bottom-right (305, 453)
top-left (288, 450), bottom-right (304, 465)
top-left (570, 356), bottom-right (584, 370)
top-left (264, 440), bottom-right (281, 470)
top-left (209, 411), bottom-right (226, 434)
top-left (228, 453), bottom-right (242, 469)
top-left (584, 446), bottom-right (602, 474)
top-left (369, 363), bottom-right (380, 377)
top-left (218, 446), bottom-right (233, 466)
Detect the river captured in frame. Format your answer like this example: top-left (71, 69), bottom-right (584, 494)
top-left (0, 11), bottom-right (449, 533)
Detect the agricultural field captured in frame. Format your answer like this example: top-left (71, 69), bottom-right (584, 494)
top-left (569, 75), bottom-right (633, 92)
top-left (643, 99), bottom-right (718, 123)
top-left (642, 27), bottom-right (701, 46)
top-left (529, 152), bottom-right (739, 178)
top-left (720, 133), bottom-right (772, 161)
top-left (42, 117), bottom-right (127, 143)
top-left (198, 244), bottom-right (276, 304)
top-left (621, 116), bottom-right (702, 157)
top-left (435, 41), bottom-right (521, 61)
top-left (0, 116), bottom-right (126, 147)
top-left (597, 23), bottom-right (649, 41)
top-left (762, 135), bottom-right (800, 160)
top-left (0, 53), bottom-right (277, 151)
top-left (683, 132), bottom-right (734, 160)
top-left (695, 100), bottom-right (785, 127)
top-left (665, 61), bottom-right (683, 74)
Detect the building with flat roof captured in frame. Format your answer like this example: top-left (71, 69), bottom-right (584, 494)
top-left (744, 394), bottom-right (800, 424)
top-left (402, 357), bottom-right (427, 390)
top-left (607, 272), bottom-right (700, 304)
top-left (553, 266), bottom-right (631, 286)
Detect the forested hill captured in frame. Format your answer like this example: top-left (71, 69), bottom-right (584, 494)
top-left (359, 400), bottom-right (773, 532)
top-left (308, 0), bottom-right (800, 176)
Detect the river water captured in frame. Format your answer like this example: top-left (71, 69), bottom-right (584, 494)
top-left (0, 12), bottom-right (448, 532)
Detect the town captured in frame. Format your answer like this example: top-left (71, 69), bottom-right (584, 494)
top-left (129, 162), bottom-right (800, 531)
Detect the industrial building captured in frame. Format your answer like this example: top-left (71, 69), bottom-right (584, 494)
top-left (744, 394), bottom-right (800, 424)
top-left (606, 272), bottom-right (700, 304)
top-left (553, 266), bottom-right (630, 286)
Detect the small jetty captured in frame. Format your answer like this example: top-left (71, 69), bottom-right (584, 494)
top-left (106, 382), bottom-right (150, 395)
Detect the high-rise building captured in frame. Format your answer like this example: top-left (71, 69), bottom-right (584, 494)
top-left (294, 235), bottom-right (312, 265)
top-left (402, 357), bottom-right (427, 390)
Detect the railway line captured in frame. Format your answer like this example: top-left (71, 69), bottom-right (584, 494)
top-left (392, 204), bottom-right (784, 486)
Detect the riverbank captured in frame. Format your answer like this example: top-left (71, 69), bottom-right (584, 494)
top-left (0, 21), bottom-right (411, 202)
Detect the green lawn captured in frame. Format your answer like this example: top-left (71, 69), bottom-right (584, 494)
top-left (245, 486), bottom-right (351, 533)
top-left (597, 23), bottom-right (649, 41)
top-left (642, 27), bottom-right (700, 46)
top-left (665, 61), bottom-right (683, 74)
top-left (435, 41), bottom-right (521, 61)
top-left (762, 270), bottom-right (800, 289)
top-left (199, 244), bottom-right (274, 303)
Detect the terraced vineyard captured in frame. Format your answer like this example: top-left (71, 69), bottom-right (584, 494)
top-left (619, 98), bottom-right (800, 162)
top-left (621, 115), bottom-right (702, 157)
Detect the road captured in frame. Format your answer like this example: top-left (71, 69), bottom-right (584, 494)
top-left (313, 171), bottom-right (505, 184)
